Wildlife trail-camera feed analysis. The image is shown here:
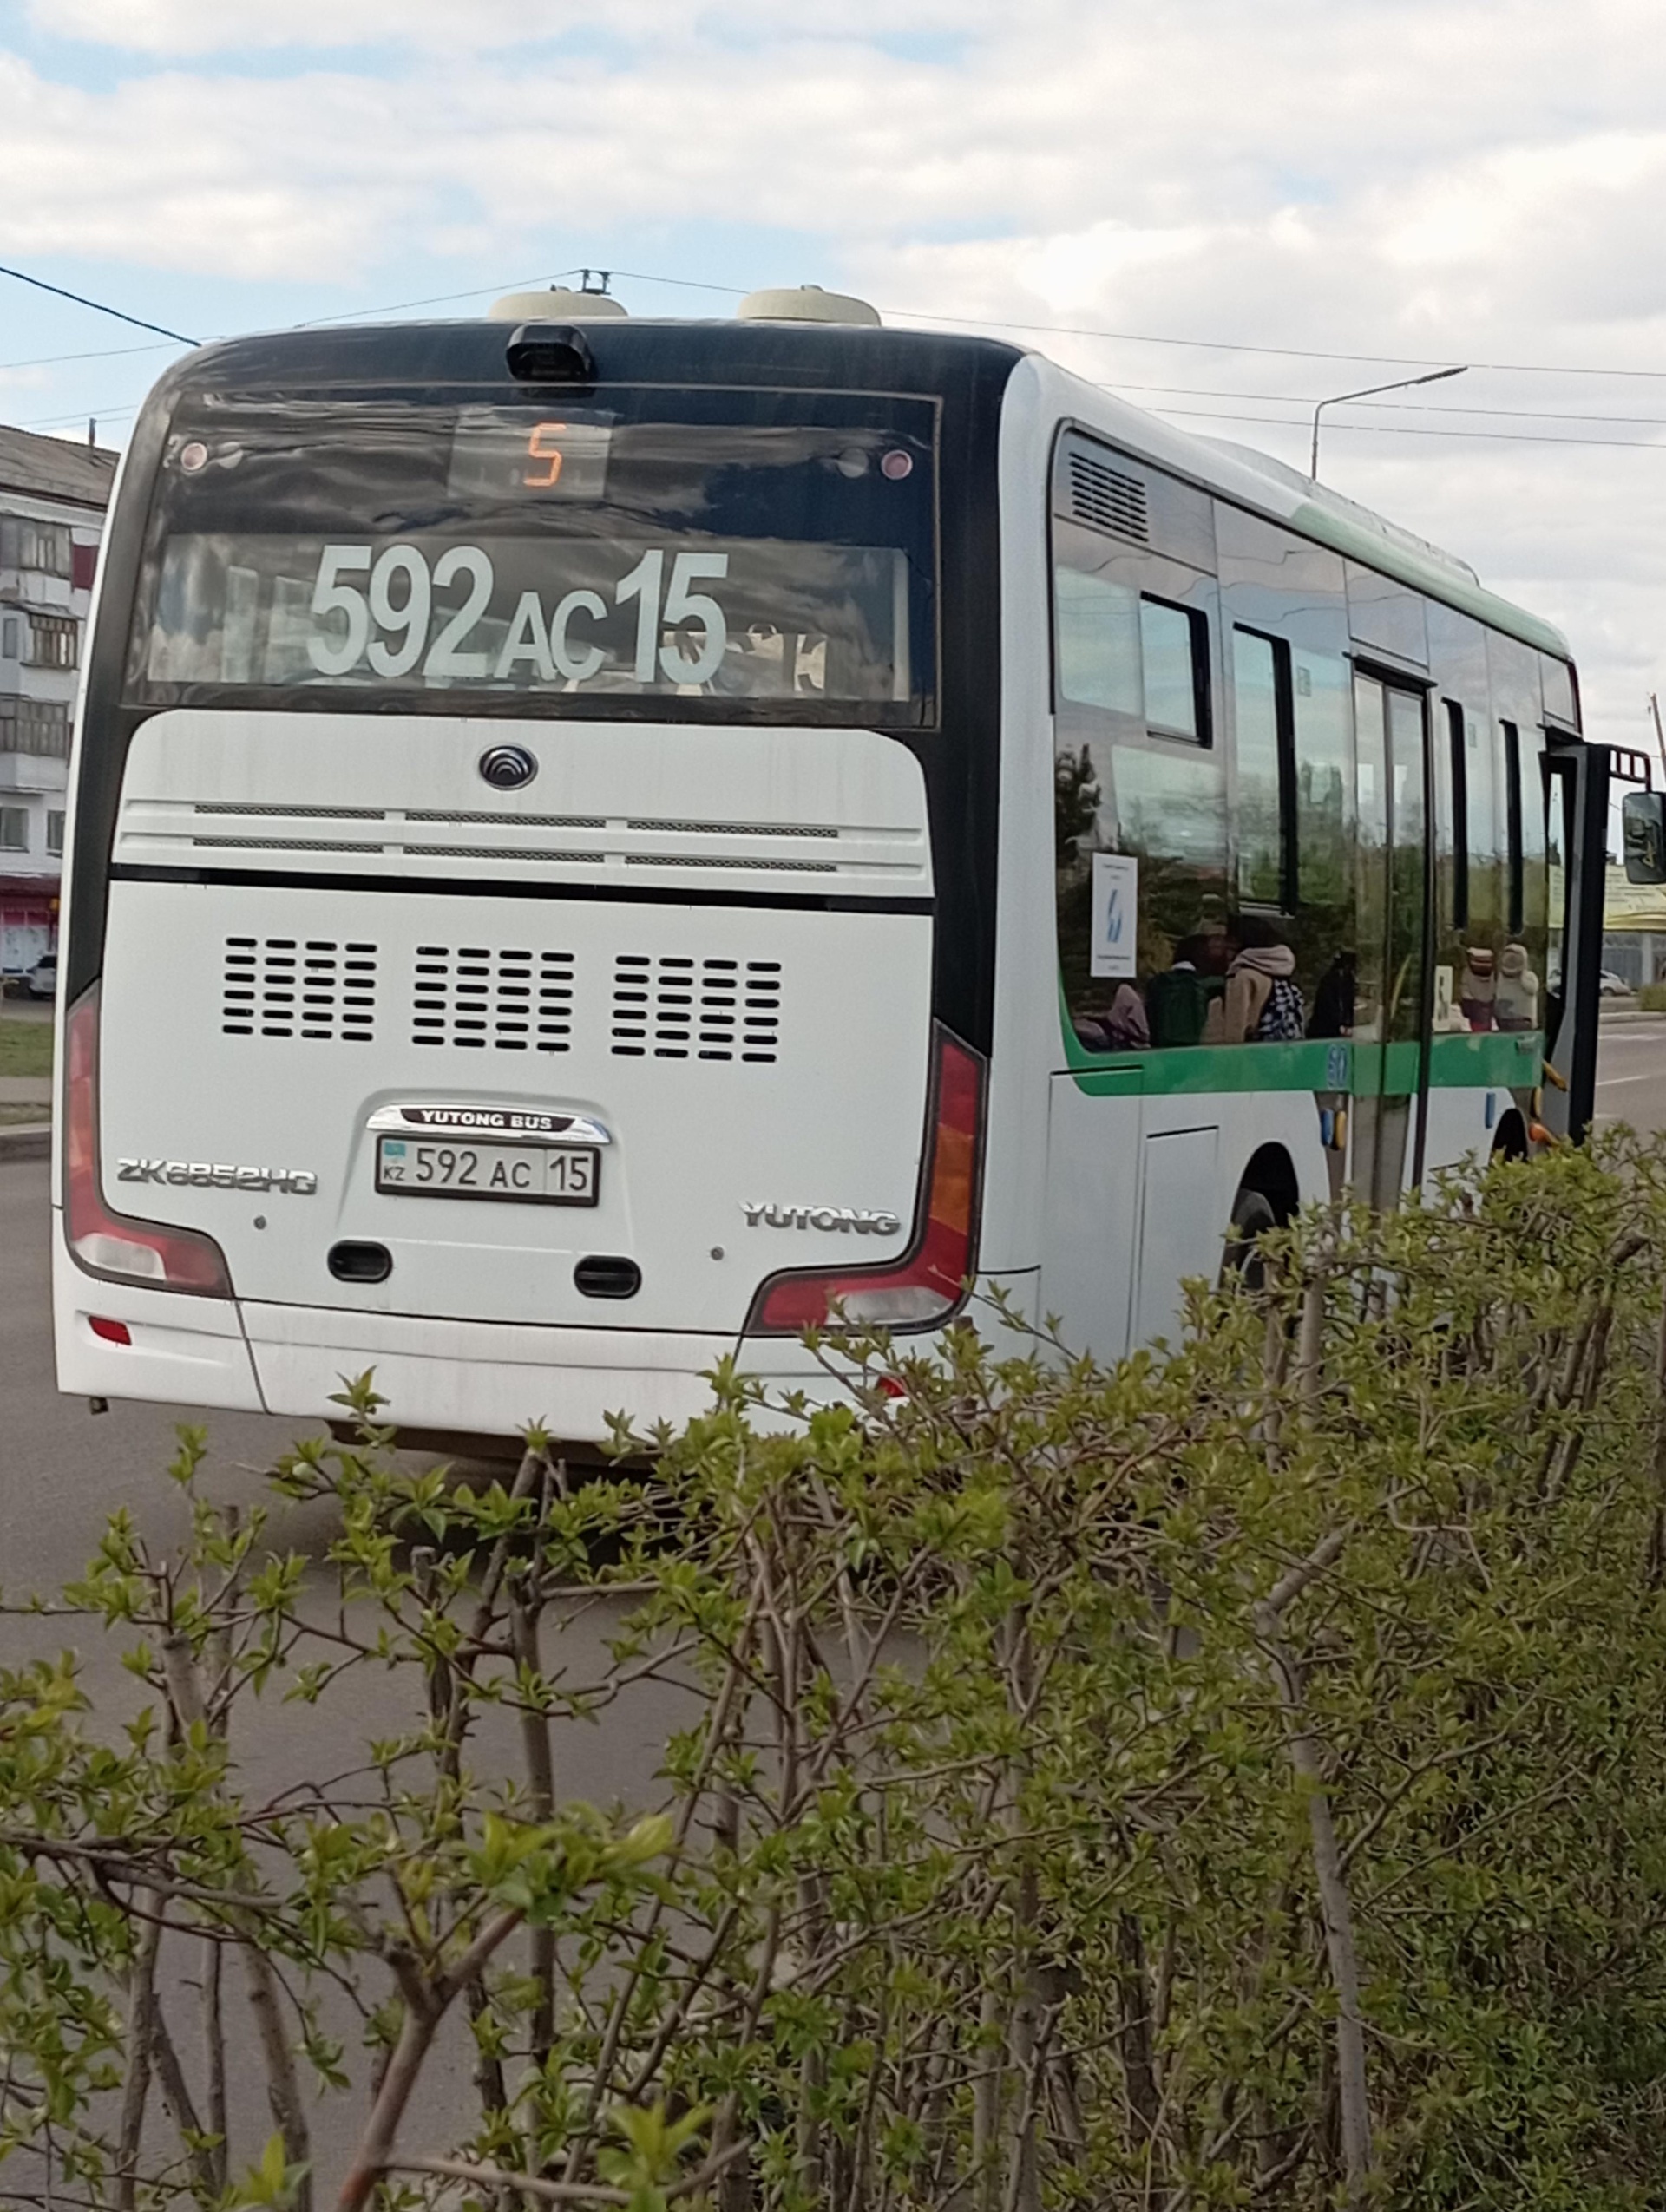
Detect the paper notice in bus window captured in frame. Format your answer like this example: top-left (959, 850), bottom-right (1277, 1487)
top-left (1090, 851), bottom-right (1138, 979)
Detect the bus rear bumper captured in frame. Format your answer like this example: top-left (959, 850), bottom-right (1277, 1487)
top-left (240, 1301), bottom-right (744, 1442)
top-left (57, 1236), bottom-right (1041, 1445)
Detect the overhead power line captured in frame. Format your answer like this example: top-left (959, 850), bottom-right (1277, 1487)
top-left (292, 272), bottom-right (584, 326)
top-left (0, 261), bottom-right (196, 345)
top-left (13, 246), bottom-right (1666, 389)
top-left (1145, 401), bottom-right (1666, 452)
top-left (896, 304), bottom-right (1666, 383)
top-left (0, 338), bottom-right (178, 374)
top-left (21, 253), bottom-right (1666, 451)
top-left (1100, 378), bottom-right (1666, 428)
top-left (604, 270), bottom-right (1666, 383)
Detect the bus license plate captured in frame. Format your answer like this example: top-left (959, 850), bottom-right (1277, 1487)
top-left (375, 1135), bottom-right (599, 1207)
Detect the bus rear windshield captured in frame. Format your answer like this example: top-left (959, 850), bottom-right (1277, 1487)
top-left (127, 388), bottom-right (939, 726)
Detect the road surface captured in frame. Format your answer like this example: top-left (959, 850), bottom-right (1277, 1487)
top-left (1592, 1010), bottom-right (1666, 1137)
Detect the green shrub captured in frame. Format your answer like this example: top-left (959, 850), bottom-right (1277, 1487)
top-left (7, 1137), bottom-right (1666, 2208)
top-left (1636, 981), bottom-right (1666, 1011)
top-left (0, 1015), bottom-right (53, 1077)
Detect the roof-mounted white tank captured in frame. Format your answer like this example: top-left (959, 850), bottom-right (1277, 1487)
top-left (737, 285), bottom-right (881, 326)
top-left (486, 288), bottom-right (628, 321)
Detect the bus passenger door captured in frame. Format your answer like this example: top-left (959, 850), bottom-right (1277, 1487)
top-left (1538, 739), bottom-right (1606, 1142)
top-left (1351, 674), bottom-right (1433, 1202)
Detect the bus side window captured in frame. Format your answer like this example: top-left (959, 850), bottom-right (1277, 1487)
top-left (1139, 597), bottom-right (1210, 743)
top-left (1502, 720), bottom-right (1524, 933)
top-left (1465, 706), bottom-right (1505, 941)
top-left (1485, 631), bottom-right (1551, 1037)
top-left (1435, 699), bottom-right (1470, 933)
top-left (1051, 544), bottom-right (1227, 1055)
top-left (1232, 627), bottom-right (1294, 911)
top-left (1056, 566), bottom-right (1140, 714)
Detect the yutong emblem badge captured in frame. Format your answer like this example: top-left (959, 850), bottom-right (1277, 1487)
top-left (477, 743), bottom-right (538, 791)
top-left (743, 1201), bottom-right (902, 1235)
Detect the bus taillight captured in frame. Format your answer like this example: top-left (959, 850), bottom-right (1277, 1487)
top-left (744, 1026), bottom-right (986, 1335)
top-left (63, 985), bottom-right (233, 1298)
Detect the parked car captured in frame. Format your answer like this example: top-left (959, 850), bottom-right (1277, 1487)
top-left (24, 952), bottom-right (57, 999)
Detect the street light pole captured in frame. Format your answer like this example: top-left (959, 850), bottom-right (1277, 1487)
top-left (1309, 363), bottom-right (1468, 478)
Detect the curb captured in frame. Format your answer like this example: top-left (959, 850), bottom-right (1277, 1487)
top-left (0, 1123), bottom-right (50, 1162)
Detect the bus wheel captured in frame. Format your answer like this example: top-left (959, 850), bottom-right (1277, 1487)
top-left (1492, 1110), bottom-right (1528, 1162)
top-left (1223, 1185), bottom-right (1279, 1288)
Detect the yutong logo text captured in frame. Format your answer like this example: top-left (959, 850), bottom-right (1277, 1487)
top-left (742, 1202), bottom-right (902, 1235)
top-left (117, 1160), bottom-right (317, 1194)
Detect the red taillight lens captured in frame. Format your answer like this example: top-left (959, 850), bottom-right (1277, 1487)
top-left (744, 1026), bottom-right (986, 1335)
top-left (63, 985), bottom-right (233, 1298)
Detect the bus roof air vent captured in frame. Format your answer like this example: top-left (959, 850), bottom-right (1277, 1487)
top-left (487, 288), bottom-right (628, 321)
top-left (736, 285), bottom-right (882, 326)
top-left (504, 323), bottom-right (596, 385)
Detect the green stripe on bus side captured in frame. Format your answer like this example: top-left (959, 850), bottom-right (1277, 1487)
top-left (1063, 1019), bottom-right (1543, 1098)
top-left (1428, 1030), bottom-right (1543, 1089)
top-left (1066, 1038), bottom-right (1353, 1095)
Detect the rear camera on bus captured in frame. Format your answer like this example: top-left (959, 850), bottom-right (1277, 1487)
top-left (178, 441), bottom-right (208, 473)
top-left (881, 449), bottom-right (915, 481)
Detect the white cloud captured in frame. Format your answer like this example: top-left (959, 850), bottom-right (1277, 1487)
top-left (9, 0), bottom-right (1666, 740)
top-left (30, 0), bottom-right (1007, 53)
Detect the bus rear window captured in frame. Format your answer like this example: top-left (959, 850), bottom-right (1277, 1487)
top-left (127, 389), bottom-right (939, 726)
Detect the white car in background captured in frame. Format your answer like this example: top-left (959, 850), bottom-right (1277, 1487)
top-left (23, 952), bottom-right (57, 999)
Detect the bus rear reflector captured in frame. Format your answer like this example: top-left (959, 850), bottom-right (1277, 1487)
top-left (89, 1317), bottom-right (132, 1345)
top-left (743, 1026), bottom-right (985, 1335)
top-left (64, 985), bottom-right (233, 1298)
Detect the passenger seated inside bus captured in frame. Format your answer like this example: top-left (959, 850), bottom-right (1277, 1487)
top-left (1222, 919), bottom-right (1305, 1043)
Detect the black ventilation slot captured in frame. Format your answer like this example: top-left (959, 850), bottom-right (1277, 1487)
top-left (1067, 450), bottom-right (1149, 542)
top-left (410, 946), bottom-right (575, 1052)
top-left (328, 1240), bottom-right (392, 1284)
top-left (574, 1254), bottom-right (641, 1300)
top-left (609, 955), bottom-right (783, 1063)
top-left (221, 937), bottom-right (377, 1041)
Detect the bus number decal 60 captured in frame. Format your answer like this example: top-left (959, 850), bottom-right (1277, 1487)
top-left (305, 543), bottom-right (731, 686)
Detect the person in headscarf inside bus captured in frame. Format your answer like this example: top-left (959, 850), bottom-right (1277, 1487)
top-left (1223, 917), bottom-right (1305, 1044)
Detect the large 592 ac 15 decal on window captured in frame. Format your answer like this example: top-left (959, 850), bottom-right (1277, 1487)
top-left (117, 1158), bottom-right (318, 1194)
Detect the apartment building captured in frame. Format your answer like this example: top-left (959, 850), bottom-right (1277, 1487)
top-left (0, 423), bottom-right (115, 973)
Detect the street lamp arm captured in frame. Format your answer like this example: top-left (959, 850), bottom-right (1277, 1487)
top-left (1309, 363), bottom-right (1467, 478)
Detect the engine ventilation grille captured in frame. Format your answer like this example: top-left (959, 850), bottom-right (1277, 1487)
top-left (410, 946), bottom-right (575, 1053)
top-left (610, 956), bottom-right (783, 1063)
top-left (1067, 451), bottom-right (1149, 542)
top-left (221, 938), bottom-right (377, 1041)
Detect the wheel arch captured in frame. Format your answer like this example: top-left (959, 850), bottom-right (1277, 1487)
top-left (1231, 1141), bottom-right (1301, 1226)
top-left (1492, 1108), bottom-right (1529, 1162)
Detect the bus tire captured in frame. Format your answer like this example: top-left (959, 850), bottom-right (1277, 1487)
top-left (1492, 1110), bottom-right (1529, 1162)
top-left (1223, 1184), bottom-right (1279, 1287)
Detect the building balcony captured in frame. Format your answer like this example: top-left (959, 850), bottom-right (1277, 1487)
top-left (0, 750), bottom-right (69, 796)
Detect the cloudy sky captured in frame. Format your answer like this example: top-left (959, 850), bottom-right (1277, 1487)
top-left (3, 0), bottom-right (1664, 751)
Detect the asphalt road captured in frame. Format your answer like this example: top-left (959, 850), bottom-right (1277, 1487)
top-left (1592, 1010), bottom-right (1666, 1137)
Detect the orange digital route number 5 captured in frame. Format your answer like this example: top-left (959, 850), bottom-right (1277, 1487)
top-left (524, 423), bottom-right (567, 488)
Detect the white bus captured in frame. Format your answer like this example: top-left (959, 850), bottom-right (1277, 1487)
top-left (52, 288), bottom-right (1607, 1447)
